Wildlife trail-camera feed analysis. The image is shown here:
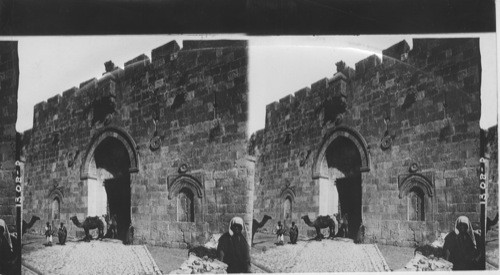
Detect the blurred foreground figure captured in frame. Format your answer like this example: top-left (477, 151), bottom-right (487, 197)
top-left (443, 216), bottom-right (483, 270)
top-left (217, 217), bottom-right (251, 273)
top-left (0, 220), bottom-right (14, 274)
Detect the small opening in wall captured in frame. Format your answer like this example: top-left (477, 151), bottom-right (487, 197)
top-left (177, 187), bottom-right (195, 222)
top-left (407, 187), bottom-right (425, 221)
top-left (171, 93), bottom-right (186, 110)
top-left (52, 197), bottom-right (60, 220)
top-left (283, 196), bottom-right (292, 225)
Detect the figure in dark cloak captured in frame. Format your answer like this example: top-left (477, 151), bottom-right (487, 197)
top-left (217, 217), bottom-right (251, 273)
top-left (0, 223), bottom-right (13, 274)
top-left (58, 222), bottom-right (67, 245)
top-left (443, 216), bottom-right (484, 270)
top-left (289, 221), bottom-right (298, 244)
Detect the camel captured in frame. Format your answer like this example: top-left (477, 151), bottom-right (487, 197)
top-left (301, 215), bottom-right (338, 241)
top-left (252, 215), bottom-right (272, 245)
top-left (22, 216), bottom-right (41, 235)
top-left (70, 216), bottom-right (105, 242)
top-left (6, 215), bottom-right (41, 236)
top-left (487, 212), bottom-right (499, 232)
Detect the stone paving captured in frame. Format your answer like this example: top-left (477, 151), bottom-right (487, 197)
top-left (23, 239), bottom-right (162, 275)
top-left (251, 238), bottom-right (390, 273)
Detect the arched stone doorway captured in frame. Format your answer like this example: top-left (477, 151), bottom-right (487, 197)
top-left (280, 186), bottom-right (295, 228)
top-left (81, 127), bottom-right (139, 241)
top-left (312, 127), bottom-right (370, 239)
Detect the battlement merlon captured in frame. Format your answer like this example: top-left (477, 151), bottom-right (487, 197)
top-left (279, 94), bottom-right (294, 105)
top-left (355, 54), bottom-right (381, 78)
top-left (31, 39), bottom-right (249, 129)
top-left (266, 101), bottom-right (279, 113)
top-left (294, 87), bottom-right (311, 100)
top-left (151, 40), bottom-right (180, 62)
top-left (265, 73), bottom-right (350, 126)
top-left (382, 40), bottom-right (410, 64)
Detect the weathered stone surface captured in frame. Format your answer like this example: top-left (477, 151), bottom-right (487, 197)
top-left (251, 38), bottom-right (487, 247)
top-left (0, 41), bottom-right (19, 226)
top-left (398, 253), bottom-right (453, 271)
top-left (22, 40), bottom-right (251, 248)
top-left (170, 254), bottom-right (227, 274)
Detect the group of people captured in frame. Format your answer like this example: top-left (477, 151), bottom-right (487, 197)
top-left (44, 222), bottom-right (67, 246)
top-left (0, 214), bottom-right (491, 274)
top-left (216, 215), bottom-right (487, 273)
top-left (275, 221), bottom-right (299, 245)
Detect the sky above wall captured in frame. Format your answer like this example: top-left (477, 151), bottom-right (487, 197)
top-left (8, 34), bottom-right (498, 135)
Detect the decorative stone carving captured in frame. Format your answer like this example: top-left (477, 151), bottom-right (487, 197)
top-left (67, 149), bottom-right (80, 168)
top-left (409, 163), bottom-right (419, 173)
top-left (380, 117), bottom-right (395, 151)
top-left (149, 136), bottom-right (161, 151)
top-left (280, 180), bottom-right (296, 201)
top-left (380, 135), bottom-right (393, 150)
top-left (398, 172), bottom-right (434, 199)
top-left (167, 172), bottom-right (204, 199)
top-left (149, 118), bottom-right (162, 151)
top-left (178, 164), bottom-right (189, 174)
top-left (298, 150), bottom-right (311, 167)
top-left (48, 181), bottom-right (64, 200)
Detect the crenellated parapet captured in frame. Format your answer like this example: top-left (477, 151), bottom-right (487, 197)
top-left (31, 39), bottom-right (248, 131)
top-left (264, 72), bottom-right (350, 129)
top-left (261, 38), bottom-right (481, 133)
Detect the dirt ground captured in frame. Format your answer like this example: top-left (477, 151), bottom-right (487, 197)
top-left (22, 230), bottom-right (496, 273)
top-left (377, 244), bottom-right (414, 271)
top-left (252, 232), bottom-right (413, 271)
top-left (146, 245), bottom-right (188, 274)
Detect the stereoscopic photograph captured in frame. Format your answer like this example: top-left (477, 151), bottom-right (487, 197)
top-left (0, 32), bottom-right (498, 275)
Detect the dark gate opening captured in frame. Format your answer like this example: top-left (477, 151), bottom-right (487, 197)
top-left (95, 137), bottom-right (131, 242)
top-left (336, 176), bottom-right (362, 239)
top-left (104, 176), bottom-right (131, 240)
top-left (326, 136), bottom-right (362, 240)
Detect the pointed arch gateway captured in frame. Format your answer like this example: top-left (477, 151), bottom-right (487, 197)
top-left (80, 127), bottom-right (139, 241)
top-left (80, 127), bottom-right (139, 181)
top-left (312, 126), bottom-right (370, 239)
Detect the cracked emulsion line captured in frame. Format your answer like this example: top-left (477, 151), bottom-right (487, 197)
top-left (374, 244), bottom-right (391, 271)
top-left (142, 245), bottom-right (163, 275)
top-left (132, 245), bottom-right (151, 274)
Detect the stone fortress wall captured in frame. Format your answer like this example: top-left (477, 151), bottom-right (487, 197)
top-left (0, 41), bottom-right (19, 227)
top-left (251, 38), bottom-right (487, 246)
top-left (22, 40), bottom-right (252, 248)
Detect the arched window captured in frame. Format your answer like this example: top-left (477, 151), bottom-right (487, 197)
top-left (407, 187), bottom-right (425, 221)
top-left (52, 197), bottom-right (60, 220)
top-left (177, 188), bottom-right (194, 222)
top-left (283, 196), bottom-right (292, 221)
